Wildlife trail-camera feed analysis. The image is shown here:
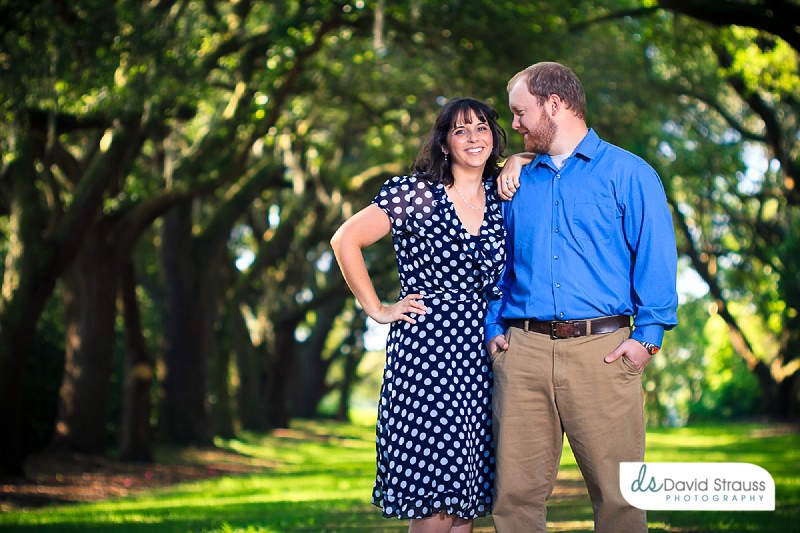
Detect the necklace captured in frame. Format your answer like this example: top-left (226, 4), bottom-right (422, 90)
top-left (451, 183), bottom-right (485, 211)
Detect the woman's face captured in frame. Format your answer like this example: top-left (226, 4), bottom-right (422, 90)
top-left (445, 109), bottom-right (494, 173)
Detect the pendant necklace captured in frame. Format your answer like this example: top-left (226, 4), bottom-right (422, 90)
top-left (451, 183), bottom-right (485, 211)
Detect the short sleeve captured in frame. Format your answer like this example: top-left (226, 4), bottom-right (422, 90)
top-left (371, 175), bottom-right (415, 231)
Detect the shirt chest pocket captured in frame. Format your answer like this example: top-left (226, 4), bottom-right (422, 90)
top-left (570, 199), bottom-right (620, 244)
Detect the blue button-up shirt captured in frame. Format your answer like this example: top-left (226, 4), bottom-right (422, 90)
top-left (485, 129), bottom-right (678, 346)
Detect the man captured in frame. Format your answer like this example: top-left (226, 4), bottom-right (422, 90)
top-left (485, 62), bottom-right (678, 532)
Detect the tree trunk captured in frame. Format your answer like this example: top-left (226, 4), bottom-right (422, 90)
top-left (0, 118), bottom-right (144, 474)
top-left (210, 299), bottom-right (235, 438)
top-left (774, 375), bottom-right (798, 418)
top-left (268, 318), bottom-right (300, 428)
top-left (160, 203), bottom-right (210, 444)
top-left (233, 308), bottom-right (271, 431)
top-left (768, 328), bottom-right (800, 418)
top-left (775, 318), bottom-right (800, 418)
top-left (748, 358), bottom-right (799, 419)
top-left (336, 348), bottom-right (359, 422)
top-left (290, 298), bottom-right (345, 418)
top-left (207, 257), bottom-right (236, 438)
top-left (336, 312), bottom-right (367, 422)
top-left (645, 370), bottom-right (668, 427)
top-left (0, 144), bottom-right (50, 474)
top-left (52, 224), bottom-right (118, 453)
top-left (119, 258), bottom-right (154, 461)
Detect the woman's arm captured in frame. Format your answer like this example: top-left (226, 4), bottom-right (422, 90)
top-left (496, 152), bottom-right (535, 200)
top-left (330, 203), bottom-right (426, 324)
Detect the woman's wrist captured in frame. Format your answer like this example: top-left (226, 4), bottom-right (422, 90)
top-left (510, 152), bottom-right (535, 161)
top-left (361, 299), bottom-right (382, 317)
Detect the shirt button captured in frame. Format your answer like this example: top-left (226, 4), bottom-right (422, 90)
top-left (555, 283), bottom-right (561, 288)
top-left (556, 174), bottom-right (561, 179)
top-left (554, 200), bottom-right (559, 206)
top-left (559, 312), bottom-right (565, 318)
top-left (554, 255), bottom-right (559, 260)
top-left (554, 227), bottom-right (559, 233)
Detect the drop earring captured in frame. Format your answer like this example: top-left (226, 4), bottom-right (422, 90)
top-left (443, 152), bottom-right (449, 161)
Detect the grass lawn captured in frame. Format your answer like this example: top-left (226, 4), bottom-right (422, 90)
top-left (0, 416), bottom-right (797, 532)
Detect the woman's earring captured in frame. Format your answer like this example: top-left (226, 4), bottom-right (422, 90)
top-left (443, 152), bottom-right (449, 161)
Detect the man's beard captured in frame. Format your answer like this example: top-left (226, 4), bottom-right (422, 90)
top-left (523, 110), bottom-right (557, 154)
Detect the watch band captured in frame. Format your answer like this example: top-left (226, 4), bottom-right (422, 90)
top-left (636, 340), bottom-right (660, 355)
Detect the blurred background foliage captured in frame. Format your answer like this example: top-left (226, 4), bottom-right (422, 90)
top-left (0, 0), bottom-right (797, 475)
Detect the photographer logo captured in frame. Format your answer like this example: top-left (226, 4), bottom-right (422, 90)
top-left (620, 462), bottom-right (775, 511)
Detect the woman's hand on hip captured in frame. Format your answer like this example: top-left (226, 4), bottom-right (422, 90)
top-left (369, 294), bottom-right (427, 324)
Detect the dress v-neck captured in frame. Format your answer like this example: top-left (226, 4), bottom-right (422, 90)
top-left (442, 183), bottom-right (487, 238)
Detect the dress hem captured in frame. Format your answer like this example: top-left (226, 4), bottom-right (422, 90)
top-left (371, 494), bottom-right (493, 521)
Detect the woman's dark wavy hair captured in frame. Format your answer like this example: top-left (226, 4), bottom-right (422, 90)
top-left (411, 97), bottom-right (507, 186)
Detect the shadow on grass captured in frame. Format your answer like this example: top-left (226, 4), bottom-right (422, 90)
top-left (0, 422), bottom-right (797, 532)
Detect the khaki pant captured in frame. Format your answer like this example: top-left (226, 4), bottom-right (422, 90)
top-left (491, 326), bottom-right (647, 533)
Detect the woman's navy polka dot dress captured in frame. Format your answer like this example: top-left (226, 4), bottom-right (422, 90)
top-left (371, 175), bottom-right (506, 520)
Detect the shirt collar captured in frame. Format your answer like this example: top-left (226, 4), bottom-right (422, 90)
top-left (532, 128), bottom-right (601, 169)
top-left (573, 128), bottom-right (601, 160)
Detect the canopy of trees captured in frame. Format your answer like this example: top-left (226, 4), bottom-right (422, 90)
top-left (1, 0), bottom-right (797, 475)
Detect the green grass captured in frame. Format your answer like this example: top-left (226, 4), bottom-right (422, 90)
top-left (644, 425), bottom-right (800, 532)
top-left (0, 418), bottom-right (797, 532)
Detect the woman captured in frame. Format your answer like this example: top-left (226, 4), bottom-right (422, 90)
top-left (330, 98), bottom-right (507, 532)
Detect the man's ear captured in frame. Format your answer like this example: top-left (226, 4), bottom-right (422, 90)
top-left (548, 94), bottom-right (562, 116)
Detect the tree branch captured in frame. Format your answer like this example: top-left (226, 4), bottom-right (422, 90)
top-left (678, 89), bottom-right (767, 143)
top-left (50, 117), bottom-right (145, 267)
top-left (27, 108), bottom-right (110, 134)
top-left (713, 43), bottom-right (800, 205)
top-left (658, 0), bottom-right (800, 53)
top-left (114, 188), bottom-right (197, 256)
top-left (669, 194), bottom-right (759, 369)
top-left (569, 6), bottom-right (660, 32)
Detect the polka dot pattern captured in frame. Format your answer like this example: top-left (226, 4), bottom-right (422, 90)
top-left (369, 175), bottom-right (506, 519)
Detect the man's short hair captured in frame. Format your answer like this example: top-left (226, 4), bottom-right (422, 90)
top-left (507, 62), bottom-right (586, 120)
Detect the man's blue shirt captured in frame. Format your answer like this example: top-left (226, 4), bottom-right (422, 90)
top-left (485, 129), bottom-right (678, 346)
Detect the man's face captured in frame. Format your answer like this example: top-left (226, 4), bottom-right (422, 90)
top-left (508, 80), bottom-right (556, 154)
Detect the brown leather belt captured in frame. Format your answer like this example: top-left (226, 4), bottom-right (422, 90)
top-left (508, 315), bottom-right (630, 339)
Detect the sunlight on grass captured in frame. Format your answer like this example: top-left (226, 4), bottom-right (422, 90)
top-left (0, 421), bottom-right (796, 532)
top-left (348, 406), bottom-right (378, 428)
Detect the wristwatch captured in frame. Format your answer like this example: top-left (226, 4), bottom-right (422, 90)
top-left (636, 340), bottom-right (660, 356)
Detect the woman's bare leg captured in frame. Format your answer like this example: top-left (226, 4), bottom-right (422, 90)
top-left (408, 512), bottom-right (451, 533)
top-left (408, 513), bottom-right (473, 533)
top-left (450, 517), bottom-right (473, 533)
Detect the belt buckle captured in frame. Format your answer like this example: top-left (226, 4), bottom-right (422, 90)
top-left (550, 320), bottom-right (575, 339)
